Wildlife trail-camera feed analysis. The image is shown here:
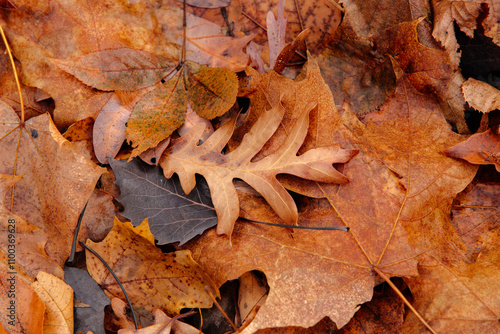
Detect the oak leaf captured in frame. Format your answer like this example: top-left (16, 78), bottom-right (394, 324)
top-left (85, 218), bottom-right (219, 314)
top-left (110, 158), bottom-right (217, 245)
top-left (184, 79), bottom-right (477, 332)
top-left (160, 97), bottom-right (356, 235)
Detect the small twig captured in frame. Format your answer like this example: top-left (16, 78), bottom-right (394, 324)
top-left (241, 218), bottom-right (349, 232)
top-left (204, 286), bottom-right (238, 332)
top-left (221, 8), bottom-right (235, 37)
top-left (0, 24), bottom-right (24, 123)
top-left (373, 267), bottom-right (438, 334)
top-left (80, 241), bottom-right (139, 330)
top-left (66, 201), bottom-right (89, 266)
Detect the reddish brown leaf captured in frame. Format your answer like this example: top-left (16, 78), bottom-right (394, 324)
top-left (445, 129), bottom-right (500, 172)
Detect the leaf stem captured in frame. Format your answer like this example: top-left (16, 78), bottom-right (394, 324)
top-left (80, 241), bottom-right (139, 330)
top-left (373, 266), bottom-right (438, 334)
top-left (204, 286), bottom-right (238, 332)
top-left (66, 201), bottom-right (89, 266)
top-left (0, 25), bottom-right (24, 123)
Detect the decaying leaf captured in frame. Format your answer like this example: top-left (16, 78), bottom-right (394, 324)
top-left (0, 101), bottom-right (105, 266)
top-left (462, 77), bottom-right (500, 113)
top-left (0, 175), bottom-right (63, 281)
top-left (110, 158), bottom-right (217, 245)
top-left (0, 268), bottom-right (45, 333)
top-left (267, 0), bottom-right (287, 69)
top-left (93, 94), bottom-right (132, 164)
top-left (445, 129), bottom-right (500, 172)
top-left (31, 271), bottom-right (74, 334)
top-left (161, 95), bottom-right (356, 235)
top-left (86, 218), bottom-right (219, 314)
top-left (184, 79), bottom-right (477, 332)
top-left (52, 49), bottom-right (177, 91)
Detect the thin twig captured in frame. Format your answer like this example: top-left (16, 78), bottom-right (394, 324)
top-left (204, 286), bottom-right (238, 332)
top-left (373, 267), bottom-right (438, 334)
top-left (66, 201), bottom-right (89, 266)
top-left (0, 25), bottom-right (24, 123)
top-left (80, 241), bottom-right (139, 330)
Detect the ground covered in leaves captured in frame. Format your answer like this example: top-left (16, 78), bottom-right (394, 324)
top-left (0, 0), bottom-right (499, 333)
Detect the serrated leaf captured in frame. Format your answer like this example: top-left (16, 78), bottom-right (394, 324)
top-left (160, 100), bottom-right (357, 235)
top-left (109, 158), bottom-right (217, 245)
top-left (52, 48), bottom-right (176, 91)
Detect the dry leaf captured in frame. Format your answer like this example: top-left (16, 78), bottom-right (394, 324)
top-left (31, 271), bottom-right (74, 334)
top-left (0, 101), bottom-right (105, 265)
top-left (184, 79), bottom-right (477, 332)
top-left (160, 95), bottom-right (355, 235)
top-left (93, 94), bottom-right (132, 164)
top-left (445, 129), bottom-right (500, 172)
top-left (0, 174), bottom-right (63, 281)
top-left (462, 77), bottom-right (500, 113)
top-left (0, 268), bottom-right (45, 333)
top-left (267, 0), bottom-right (287, 69)
top-left (86, 218), bottom-right (219, 314)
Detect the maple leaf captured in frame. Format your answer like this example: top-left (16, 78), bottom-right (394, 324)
top-left (109, 158), bottom-right (217, 245)
top-left (183, 79), bottom-right (477, 332)
top-left (160, 97), bottom-right (356, 235)
top-left (86, 218), bottom-right (219, 314)
top-left (0, 101), bottom-right (105, 266)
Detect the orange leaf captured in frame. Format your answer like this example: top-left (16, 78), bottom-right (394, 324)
top-left (445, 129), bottom-right (500, 172)
top-left (161, 97), bottom-right (355, 235)
top-left (86, 218), bottom-right (219, 314)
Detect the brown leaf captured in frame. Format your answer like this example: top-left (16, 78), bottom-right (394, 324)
top-left (126, 61), bottom-right (237, 156)
top-left (0, 268), bottom-right (45, 333)
top-left (445, 129), bottom-right (500, 172)
top-left (462, 77), bottom-right (500, 113)
top-left (118, 308), bottom-right (203, 334)
top-left (0, 101), bottom-right (105, 266)
top-left (0, 175), bottom-right (63, 281)
top-left (93, 94), bottom-right (132, 164)
top-left (52, 48), bottom-right (177, 91)
top-left (184, 79), bottom-right (477, 332)
top-left (31, 271), bottom-right (74, 334)
top-left (160, 95), bottom-right (355, 235)
top-left (267, 0), bottom-right (287, 69)
top-left (86, 218), bottom-right (219, 314)
top-left (402, 252), bottom-right (500, 333)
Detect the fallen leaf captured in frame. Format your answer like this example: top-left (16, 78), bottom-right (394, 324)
top-left (0, 174), bottom-right (63, 281)
top-left (52, 49), bottom-right (177, 91)
top-left (431, 0), bottom-right (483, 65)
top-left (160, 95), bottom-right (355, 235)
top-left (267, 0), bottom-right (287, 69)
top-left (93, 94), bottom-right (132, 164)
top-left (0, 101), bottom-right (105, 265)
top-left (184, 79), bottom-right (477, 332)
top-left (125, 61), bottom-right (237, 156)
top-left (110, 158), bottom-right (218, 245)
top-left (86, 218), bottom-right (219, 314)
top-left (65, 267), bottom-right (109, 334)
top-left (402, 252), bottom-right (500, 333)
top-left (118, 308), bottom-right (202, 334)
top-left (185, 0), bottom-right (230, 9)
top-left (238, 272), bottom-right (268, 324)
top-left (31, 271), bottom-right (74, 334)
top-left (462, 77), bottom-right (500, 113)
top-left (445, 129), bottom-right (500, 172)
top-left (0, 268), bottom-right (45, 333)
